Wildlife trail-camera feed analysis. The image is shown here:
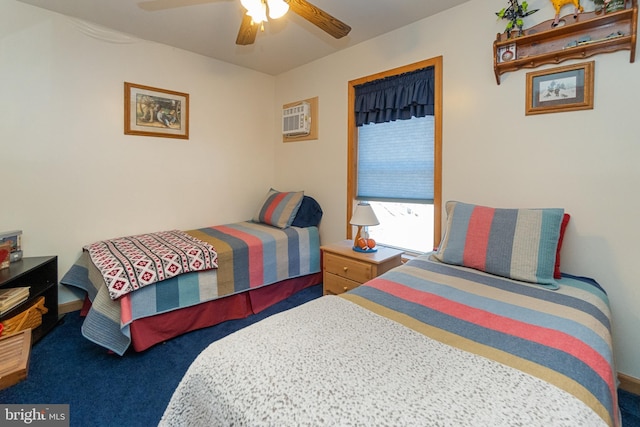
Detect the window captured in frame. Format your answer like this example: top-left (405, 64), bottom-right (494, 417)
top-left (359, 116), bottom-right (435, 253)
top-left (347, 57), bottom-right (442, 254)
top-left (368, 201), bottom-right (434, 253)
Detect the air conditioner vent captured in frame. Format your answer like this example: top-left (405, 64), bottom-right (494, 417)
top-left (282, 102), bottom-right (311, 136)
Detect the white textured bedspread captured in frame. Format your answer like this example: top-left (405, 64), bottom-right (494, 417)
top-left (160, 296), bottom-right (604, 426)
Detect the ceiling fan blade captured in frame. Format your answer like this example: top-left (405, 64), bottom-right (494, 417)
top-left (138, 0), bottom-right (217, 12)
top-left (236, 13), bottom-right (259, 45)
top-left (286, 0), bottom-right (351, 39)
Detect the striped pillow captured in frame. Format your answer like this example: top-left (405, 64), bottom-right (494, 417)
top-left (433, 201), bottom-right (564, 288)
top-left (253, 189), bottom-right (304, 229)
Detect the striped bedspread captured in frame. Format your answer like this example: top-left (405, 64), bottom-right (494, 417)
top-left (187, 222), bottom-right (318, 295)
top-left (342, 255), bottom-right (619, 427)
top-left (61, 222), bottom-right (320, 355)
top-left (161, 253), bottom-right (617, 426)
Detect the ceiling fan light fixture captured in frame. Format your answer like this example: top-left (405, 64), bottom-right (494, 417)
top-left (267, 0), bottom-right (289, 19)
top-left (245, 1), bottom-right (267, 24)
top-left (235, 0), bottom-right (351, 46)
top-left (240, 0), bottom-right (263, 23)
top-left (240, 0), bottom-right (259, 11)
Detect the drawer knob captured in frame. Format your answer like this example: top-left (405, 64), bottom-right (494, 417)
top-left (343, 266), bottom-right (348, 272)
top-left (343, 286), bottom-right (348, 292)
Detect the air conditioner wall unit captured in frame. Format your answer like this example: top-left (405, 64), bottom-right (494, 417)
top-left (282, 101), bottom-right (311, 136)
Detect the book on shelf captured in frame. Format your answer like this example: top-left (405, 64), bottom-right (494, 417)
top-left (0, 287), bottom-right (30, 315)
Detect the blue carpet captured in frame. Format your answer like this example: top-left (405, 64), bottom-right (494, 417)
top-left (620, 388), bottom-right (640, 427)
top-left (0, 285), bottom-right (323, 427)
top-left (1, 282), bottom-right (639, 426)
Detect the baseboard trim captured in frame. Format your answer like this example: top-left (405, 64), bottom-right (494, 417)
top-left (59, 300), bottom-right (83, 315)
top-left (618, 373), bottom-right (640, 395)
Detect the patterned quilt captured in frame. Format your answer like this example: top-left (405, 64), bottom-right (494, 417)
top-left (61, 222), bottom-right (320, 355)
top-left (161, 254), bottom-right (618, 426)
top-left (85, 230), bottom-right (219, 300)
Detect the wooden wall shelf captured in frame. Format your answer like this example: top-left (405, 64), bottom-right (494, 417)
top-left (493, 0), bottom-right (637, 84)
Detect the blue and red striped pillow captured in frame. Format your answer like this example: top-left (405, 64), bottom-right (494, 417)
top-left (253, 189), bottom-right (304, 229)
top-left (434, 201), bottom-right (565, 288)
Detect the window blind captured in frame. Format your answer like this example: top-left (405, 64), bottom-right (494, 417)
top-left (354, 66), bottom-right (435, 204)
top-left (357, 116), bottom-right (434, 203)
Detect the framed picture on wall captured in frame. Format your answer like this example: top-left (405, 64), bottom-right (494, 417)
top-left (124, 82), bottom-right (189, 139)
top-left (525, 61), bottom-right (594, 116)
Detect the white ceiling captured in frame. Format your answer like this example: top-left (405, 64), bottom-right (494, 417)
top-left (17, 0), bottom-right (470, 75)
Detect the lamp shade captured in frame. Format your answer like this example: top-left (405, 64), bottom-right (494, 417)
top-left (248, 2), bottom-right (267, 23)
top-left (241, 0), bottom-right (266, 23)
top-left (350, 202), bottom-right (379, 226)
top-left (267, 0), bottom-right (289, 19)
top-left (240, 0), bottom-right (261, 11)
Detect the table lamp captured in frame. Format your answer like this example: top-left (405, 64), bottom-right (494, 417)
top-left (350, 202), bottom-right (380, 252)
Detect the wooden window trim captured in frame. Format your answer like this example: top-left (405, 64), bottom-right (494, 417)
top-left (347, 56), bottom-right (443, 250)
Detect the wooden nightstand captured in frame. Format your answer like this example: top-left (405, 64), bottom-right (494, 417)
top-left (321, 240), bottom-right (403, 296)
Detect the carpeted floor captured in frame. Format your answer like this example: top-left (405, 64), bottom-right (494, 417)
top-left (1, 283), bottom-right (639, 427)
top-left (620, 387), bottom-right (640, 427)
top-left (0, 285), bottom-right (323, 427)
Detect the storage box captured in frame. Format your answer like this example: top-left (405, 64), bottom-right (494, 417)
top-left (0, 328), bottom-right (32, 390)
top-left (0, 230), bottom-right (22, 263)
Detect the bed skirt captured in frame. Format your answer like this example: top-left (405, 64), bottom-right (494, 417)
top-left (125, 272), bottom-right (321, 352)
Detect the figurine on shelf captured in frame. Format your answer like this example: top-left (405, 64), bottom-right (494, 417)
top-left (593, 0), bottom-right (624, 13)
top-left (496, 0), bottom-right (539, 38)
top-left (550, 0), bottom-right (584, 27)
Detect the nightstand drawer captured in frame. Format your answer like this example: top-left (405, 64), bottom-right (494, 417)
top-left (324, 252), bottom-right (373, 283)
top-left (323, 273), bottom-right (360, 295)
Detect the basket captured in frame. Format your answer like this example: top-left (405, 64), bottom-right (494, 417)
top-left (1, 296), bottom-right (48, 336)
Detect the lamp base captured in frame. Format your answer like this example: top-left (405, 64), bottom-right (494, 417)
top-left (352, 246), bottom-right (378, 253)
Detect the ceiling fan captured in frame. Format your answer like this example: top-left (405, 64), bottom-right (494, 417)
top-left (137, 0), bottom-right (351, 46)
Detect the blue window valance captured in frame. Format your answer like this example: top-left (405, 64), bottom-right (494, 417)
top-left (354, 66), bottom-right (435, 127)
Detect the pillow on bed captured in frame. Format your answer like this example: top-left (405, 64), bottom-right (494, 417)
top-left (554, 213), bottom-right (570, 279)
top-left (433, 201), bottom-right (564, 288)
top-left (292, 196), bottom-right (323, 228)
top-left (253, 188), bottom-right (304, 229)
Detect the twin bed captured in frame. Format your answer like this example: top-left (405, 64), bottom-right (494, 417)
top-left (160, 257), bottom-right (617, 426)
top-left (63, 197), bottom-right (619, 426)
top-left (61, 190), bottom-right (322, 355)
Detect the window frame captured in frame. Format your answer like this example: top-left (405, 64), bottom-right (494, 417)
top-left (347, 57), bottom-right (443, 251)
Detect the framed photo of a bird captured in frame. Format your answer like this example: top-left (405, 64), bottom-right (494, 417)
top-left (525, 61), bottom-right (594, 115)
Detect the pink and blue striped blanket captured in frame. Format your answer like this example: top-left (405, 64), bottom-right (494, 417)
top-left (61, 222), bottom-right (320, 355)
top-left (342, 255), bottom-right (619, 427)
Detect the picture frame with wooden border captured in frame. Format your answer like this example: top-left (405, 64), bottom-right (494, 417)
top-left (525, 61), bottom-right (594, 116)
top-left (124, 82), bottom-right (189, 139)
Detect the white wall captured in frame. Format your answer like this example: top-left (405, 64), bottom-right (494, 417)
top-left (1, 1), bottom-right (277, 302)
top-left (274, 0), bottom-right (640, 379)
